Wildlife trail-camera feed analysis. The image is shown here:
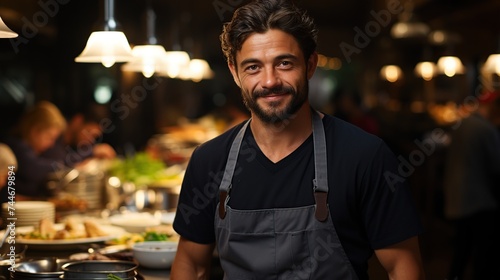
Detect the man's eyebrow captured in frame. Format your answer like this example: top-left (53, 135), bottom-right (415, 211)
top-left (239, 53), bottom-right (299, 68)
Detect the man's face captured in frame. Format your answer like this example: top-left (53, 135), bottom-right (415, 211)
top-left (229, 29), bottom-right (317, 124)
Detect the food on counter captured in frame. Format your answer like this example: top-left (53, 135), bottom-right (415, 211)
top-left (107, 152), bottom-right (168, 187)
top-left (19, 217), bottom-right (108, 240)
top-left (107, 274), bottom-right (124, 280)
top-left (48, 193), bottom-right (88, 212)
top-left (108, 226), bottom-right (178, 247)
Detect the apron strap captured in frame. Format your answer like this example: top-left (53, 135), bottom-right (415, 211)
top-left (312, 111), bottom-right (329, 222)
top-left (218, 119), bottom-right (251, 219)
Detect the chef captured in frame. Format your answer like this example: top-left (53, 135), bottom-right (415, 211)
top-left (171, 0), bottom-right (425, 279)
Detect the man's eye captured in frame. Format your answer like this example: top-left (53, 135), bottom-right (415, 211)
top-left (246, 65), bottom-right (259, 72)
top-left (279, 61), bottom-right (292, 68)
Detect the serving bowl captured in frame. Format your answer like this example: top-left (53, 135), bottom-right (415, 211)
top-left (132, 241), bottom-right (177, 269)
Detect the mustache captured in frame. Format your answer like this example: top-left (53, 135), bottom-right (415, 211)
top-left (253, 86), bottom-right (295, 97)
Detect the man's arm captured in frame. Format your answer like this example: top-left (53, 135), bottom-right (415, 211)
top-left (171, 236), bottom-right (215, 280)
top-left (375, 236), bottom-right (425, 280)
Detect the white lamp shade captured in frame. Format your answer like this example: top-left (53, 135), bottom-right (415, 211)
top-left (390, 21), bottom-right (429, 39)
top-left (437, 56), bottom-right (465, 77)
top-left (122, 45), bottom-right (170, 78)
top-left (414, 61), bottom-right (437, 81)
top-left (159, 51), bottom-right (191, 78)
top-left (0, 16), bottom-right (17, 38)
top-left (380, 65), bottom-right (403, 82)
top-left (179, 59), bottom-right (214, 82)
top-left (483, 54), bottom-right (500, 75)
top-left (75, 31), bottom-right (133, 67)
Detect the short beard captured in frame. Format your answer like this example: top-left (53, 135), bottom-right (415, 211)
top-left (242, 82), bottom-right (308, 125)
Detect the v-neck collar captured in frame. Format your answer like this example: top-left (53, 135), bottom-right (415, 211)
top-left (244, 126), bottom-right (313, 172)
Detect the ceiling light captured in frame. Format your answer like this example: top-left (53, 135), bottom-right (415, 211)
top-left (75, 0), bottom-right (132, 68)
top-left (414, 61), bottom-right (437, 81)
top-left (391, 21), bottom-right (429, 39)
top-left (180, 59), bottom-right (215, 82)
top-left (0, 16), bottom-right (17, 38)
top-left (390, 2), bottom-right (429, 39)
top-left (483, 54), bottom-right (500, 75)
top-left (437, 56), bottom-right (465, 77)
top-left (122, 45), bottom-right (170, 78)
top-left (380, 65), bottom-right (403, 83)
top-left (159, 51), bottom-right (191, 78)
top-left (121, 7), bottom-right (170, 77)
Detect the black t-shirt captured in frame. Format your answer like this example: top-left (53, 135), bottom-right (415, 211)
top-left (173, 114), bottom-right (423, 279)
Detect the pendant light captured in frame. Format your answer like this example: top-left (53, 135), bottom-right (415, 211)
top-left (0, 16), bottom-right (17, 38)
top-left (482, 35), bottom-right (500, 75)
top-left (483, 54), bottom-right (500, 75)
top-left (415, 61), bottom-right (437, 81)
top-left (179, 59), bottom-right (214, 82)
top-left (380, 65), bottom-right (403, 83)
top-left (414, 46), bottom-right (437, 81)
top-left (158, 19), bottom-right (190, 79)
top-left (437, 56), bottom-right (465, 77)
top-left (122, 3), bottom-right (170, 78)
top-left (390, 1), bottom-right (429, 39)
top-left (75, 0), bottom-right (133, 68)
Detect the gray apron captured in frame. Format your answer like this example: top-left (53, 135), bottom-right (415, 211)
top-left (215, 111), bottom-right (359, 280)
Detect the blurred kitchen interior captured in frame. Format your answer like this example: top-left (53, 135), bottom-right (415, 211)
top-left (1, 0), bottom-right (499, 278)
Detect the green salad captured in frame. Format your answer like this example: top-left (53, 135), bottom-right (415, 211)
top-left (108, 152), bottom-right (166, 187)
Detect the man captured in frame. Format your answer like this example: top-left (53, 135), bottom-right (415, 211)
top-left (171, 0), bottom-right (425, 279)
top-left (443, 91), bottom-right (500, 279)
top-left (42, 111), bottom-right (116, 168)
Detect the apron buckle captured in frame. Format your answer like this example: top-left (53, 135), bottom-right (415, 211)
top-left (219, 190), bottom-right (228, 219)
top-left (314, 191), bottom-right (329, 222)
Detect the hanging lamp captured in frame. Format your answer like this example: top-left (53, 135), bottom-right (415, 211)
top-left (158, 19), bottom-right (190, 79)
top-left (0, 16), bottom-right (17, 38)
top-left (180, 59), bottom-right (214, 82)
top-left (482, 35), bottom-right (500, 75)
top-left (122, 4), bottom-right (170, 78)
top-left (414, 46), bottom-right (437, 81)
top-left (380, 65), bottom-right (403, 83)
top-left (437, 56), bottom-right (465, 77)
top-left (75, 0), bottom-right (133, 68)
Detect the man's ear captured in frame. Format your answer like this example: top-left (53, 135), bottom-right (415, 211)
top-left (228, 63), bottom-right (241, 88)
top-left (306, 52), bottom-right (318, 80)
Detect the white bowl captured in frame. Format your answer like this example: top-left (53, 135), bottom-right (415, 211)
top-left (132, 241), bottom-right (178, 269)
top-left (109, 212), bottom-right (161, 233)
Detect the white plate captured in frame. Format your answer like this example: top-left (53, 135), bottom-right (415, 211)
top-left (160, 212), bottom-right (176, 224)
top-left (109, 212), bottom-right (161, 233)
top-left (5, 224), bottom-right (126, 250)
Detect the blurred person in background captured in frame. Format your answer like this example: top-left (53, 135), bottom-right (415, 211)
top-left (0, 143), bottom-right (17, 190)
top-left (443, 90), bottom-right (500, 280)
top-left (333, 88), bottom-right (379, 136)
top-left (1, 101), bottom-right (66, 199)
top-left (0, 143), bottom-right (17, 220)
top-left (42, 110), bottom-right (116, 169)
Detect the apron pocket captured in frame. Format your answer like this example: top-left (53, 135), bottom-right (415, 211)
top-left (276, 231), bottom-right (312, 280)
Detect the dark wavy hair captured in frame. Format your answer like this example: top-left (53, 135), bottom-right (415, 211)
top-left (220, 0), bottom-right (318, 67)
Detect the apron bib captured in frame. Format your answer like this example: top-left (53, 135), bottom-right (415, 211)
top-left (215, 111), bottom-right (358, 280)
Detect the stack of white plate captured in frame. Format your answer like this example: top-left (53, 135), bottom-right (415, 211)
top-left (2, 201), bottom-right (55, 227)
